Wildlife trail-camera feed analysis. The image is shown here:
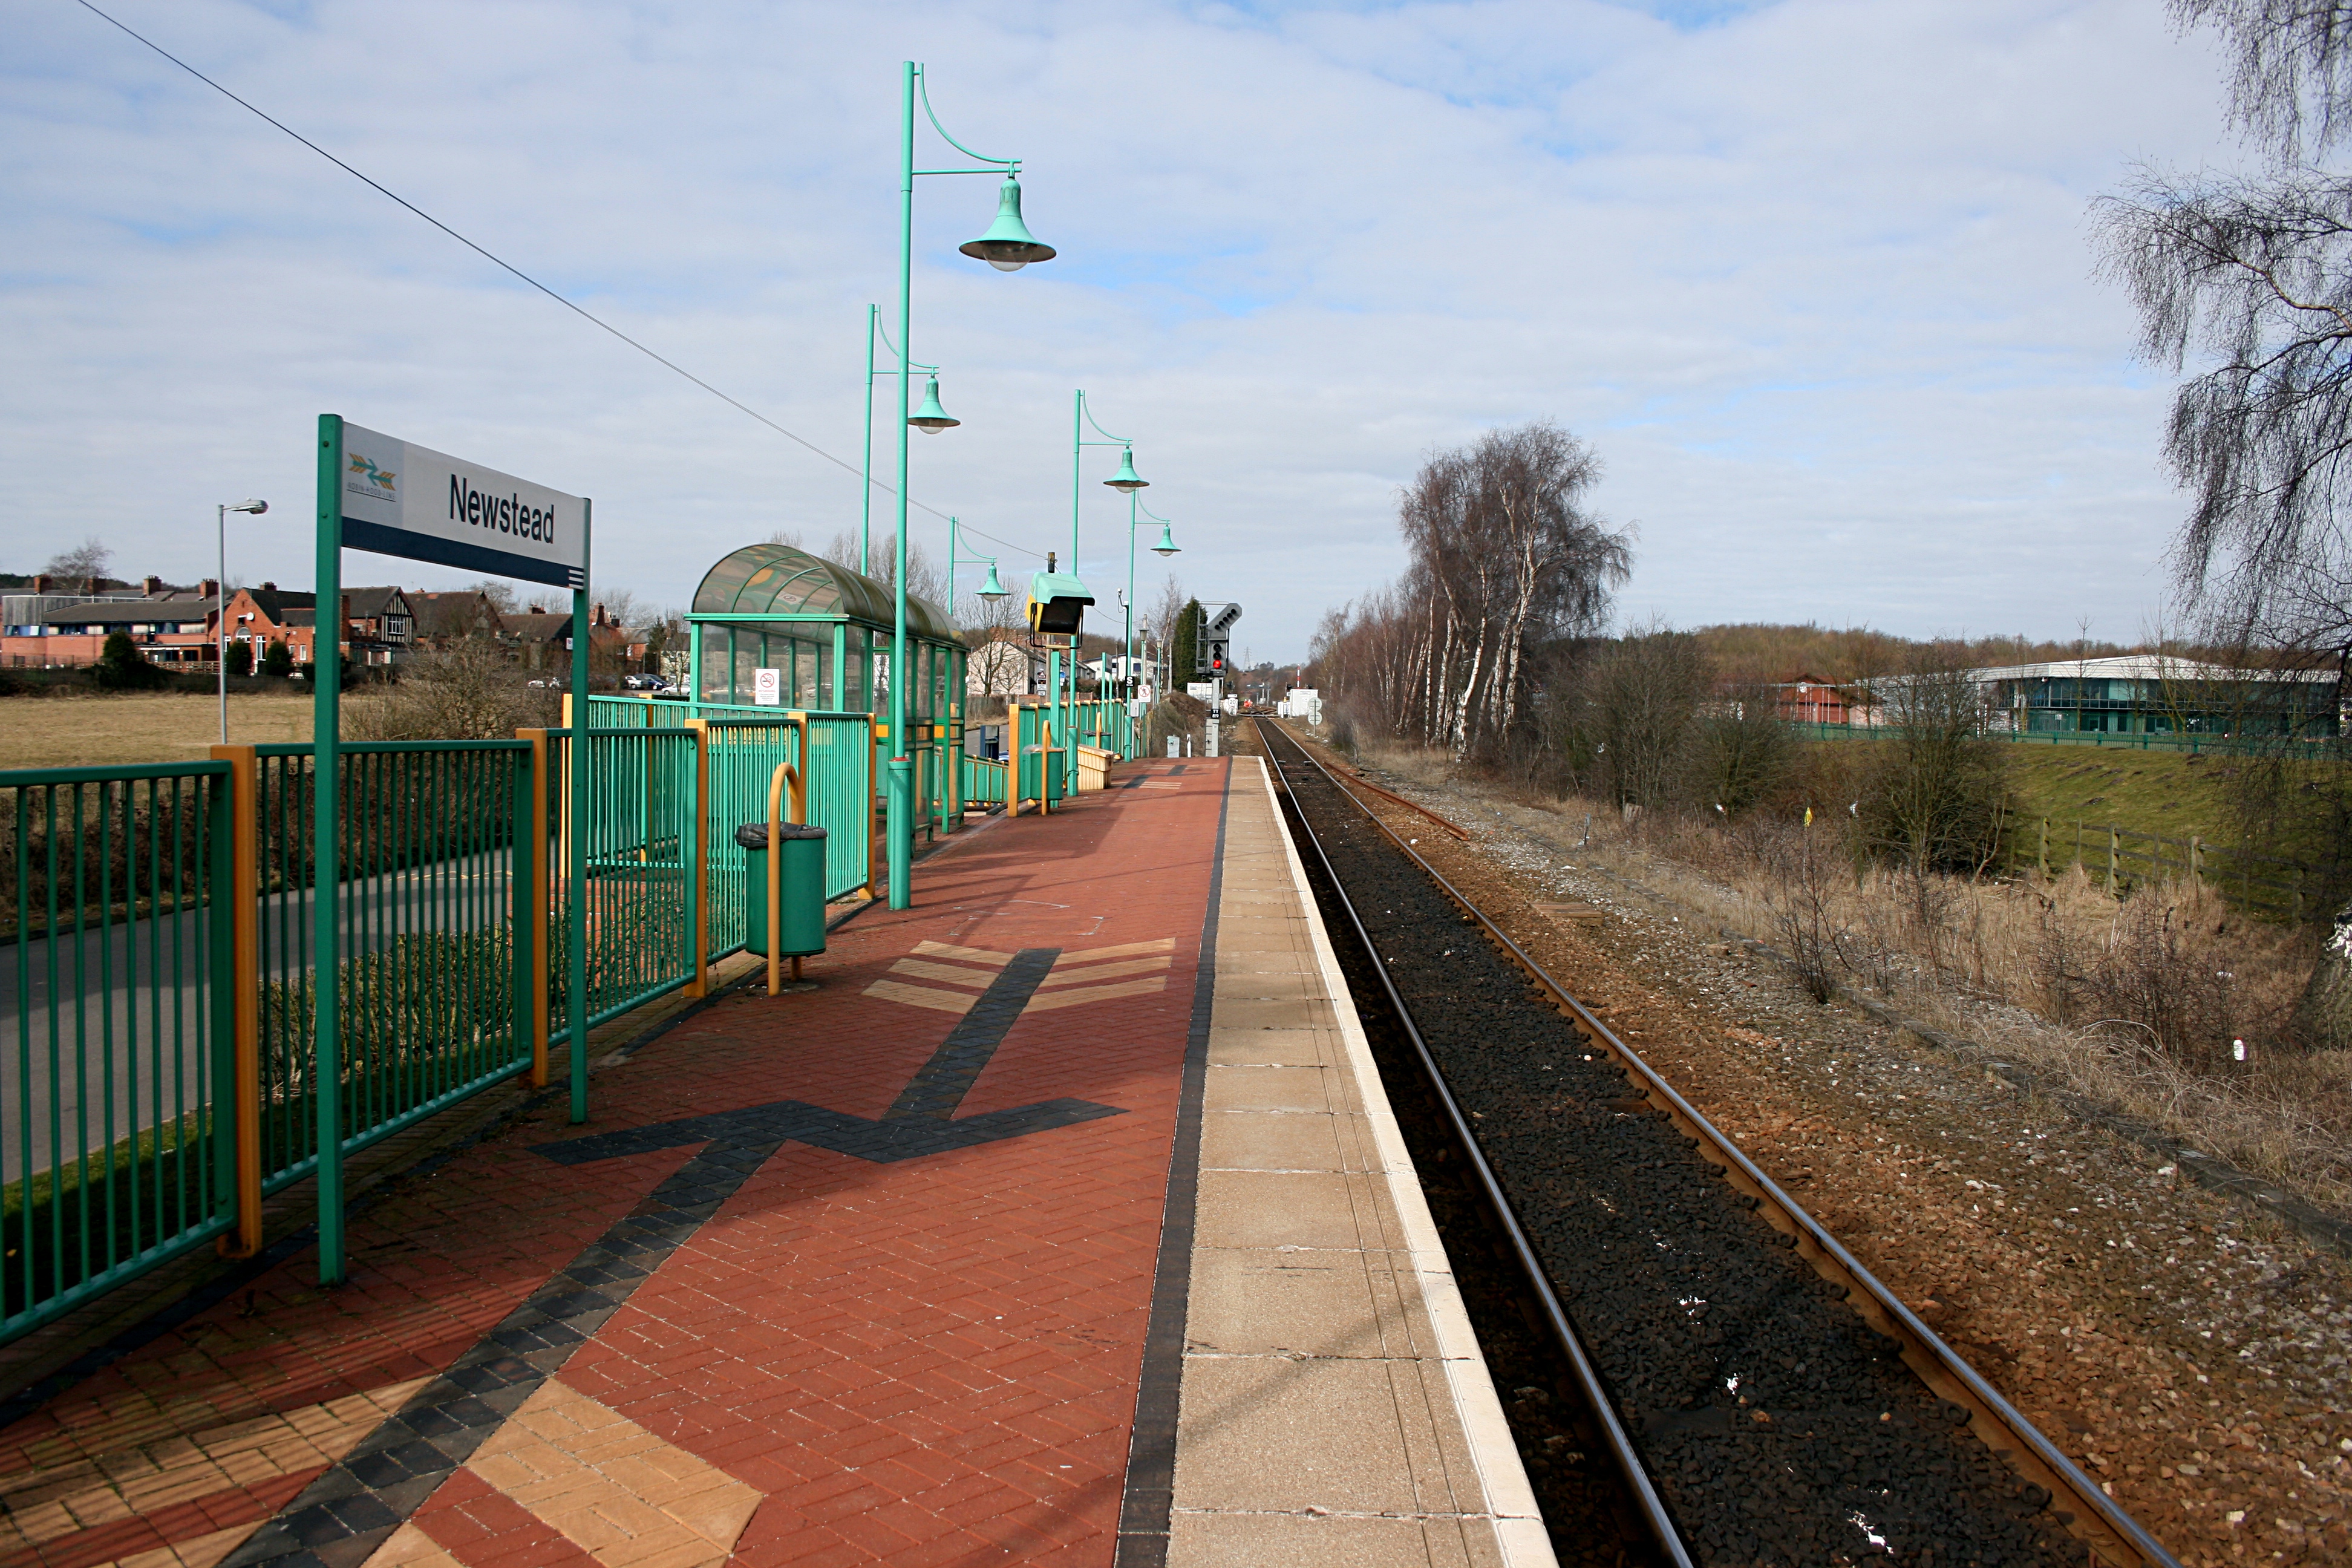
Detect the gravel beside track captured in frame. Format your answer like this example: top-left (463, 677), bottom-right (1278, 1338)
top-left (1261, 722), bottom-right (2083, 1568)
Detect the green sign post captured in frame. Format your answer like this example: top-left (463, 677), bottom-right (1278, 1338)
top-left (312, 414), bottom-right (590, 1285)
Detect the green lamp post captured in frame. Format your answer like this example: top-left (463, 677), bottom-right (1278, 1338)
top-left (858, 307), bottom-right (955, 578)
top-left (1065, 390), bottom-right (1145, 777)
top-left (946, 515), bottom-right (1008, 623)
top-left (883, 62), bottom-right (1053, 910)
top-left (1126, 497), bottom-right (1180, 759)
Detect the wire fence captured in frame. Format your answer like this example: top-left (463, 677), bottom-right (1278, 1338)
top-left (1782, 718), bottom-right (2343, 758)
top-left (2006, 817), bottom-right (2330, 921)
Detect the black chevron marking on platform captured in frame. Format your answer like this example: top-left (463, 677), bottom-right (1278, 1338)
top-left (220, 947), bottom-right (1127, 1567)
top-left (532, 946), bottom-right (1122, 1167)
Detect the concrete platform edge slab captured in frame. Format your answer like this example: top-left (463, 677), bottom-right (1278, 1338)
top-left (1164, 757), bottom-right (1554, 1568)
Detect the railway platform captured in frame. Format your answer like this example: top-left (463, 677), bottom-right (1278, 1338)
top-left (0, 756), bottom-right (1545, 1568)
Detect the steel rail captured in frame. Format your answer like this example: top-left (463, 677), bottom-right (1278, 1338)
top-left (1256, 720), bottom-right (1693, 1568)
top-left (1261, 720), bottom-right (2184, 1568)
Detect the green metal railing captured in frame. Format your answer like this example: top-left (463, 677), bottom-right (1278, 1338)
top-left (1067, 697), bottom-right (1132, 756)
top-left (1, 763), bottom-right (236, 1341)
top-left (700, 715), bottom-right (873, 946)
top-left (545, 728), bottom-right (700, 1035)
top-left (798, 715), bottom-right (877, 896)
top-left (589, 694), bottom-right (880, 899)
top-left (0, 691), bottom-right (984, 1346)
top-left (251, 742), bottom-right (534, 1194)
top-left (586, 693), bottom-right (696, 730)
top-left (962, 754), bottom-right (1009, 807)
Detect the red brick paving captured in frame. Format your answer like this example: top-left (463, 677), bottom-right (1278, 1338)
top-left (413, 1470), bottom-right (599, 1568)
top-left (0, 762), bottom-right (1228, 1568)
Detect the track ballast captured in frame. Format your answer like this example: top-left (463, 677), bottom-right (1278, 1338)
top-left (1256, 719), bottom-right (2165, 1568)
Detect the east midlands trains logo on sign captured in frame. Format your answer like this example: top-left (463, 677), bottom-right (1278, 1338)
top-left (336, 422), bottom-right (585, 589)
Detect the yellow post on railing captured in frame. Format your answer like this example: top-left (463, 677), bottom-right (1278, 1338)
top-left (684, 719), bottom-right (710, 998)
top-left (518, 728), bottom-right (551, 1087)
top-left (1040, 720), bottom-right (1056, 815)
top-left (209, 745), bottom-right (262, 1258)
top-left (868, 715), bottom-right (886, 900)
top-left (765, 755), bottom-right (806, 995)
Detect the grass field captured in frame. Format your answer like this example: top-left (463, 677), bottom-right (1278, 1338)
top-left (0, 692), bottom-right (313, 773)
top-left (2001, 745), bottom-right (2246, 849)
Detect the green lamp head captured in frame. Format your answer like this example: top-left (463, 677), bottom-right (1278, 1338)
top-left (1104, 447), bottom-right (1148, 492)
top-left (908, 376), bottom-right (959, 434)
top-left (977, 561), bottom-right (1007, 600)
top-left (1152, 520), bottom-right (1179, 557)
top-left (959, 178), bottom-right (1056, 272)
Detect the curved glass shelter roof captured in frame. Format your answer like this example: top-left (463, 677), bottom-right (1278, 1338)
top-left (691, 543), bottom-right (953, 642)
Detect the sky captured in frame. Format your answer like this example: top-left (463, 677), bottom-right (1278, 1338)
top-left (2, 0), bottom-right (2252, 662)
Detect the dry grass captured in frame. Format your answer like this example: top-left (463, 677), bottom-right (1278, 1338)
top-left (341, 642), bottom-right (559, 742)
top-left (0, 690), bottom-right (314, 772)
top-left (1341, 733), bottom-right (2352, 1214)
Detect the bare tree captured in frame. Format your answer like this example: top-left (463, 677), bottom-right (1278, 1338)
top-left (463, 578), bottom-right (519, 615)
top-left (2177, 0), bottom-right (2352, 163)
top-left (2096, 2), bottom-right (2352, 655)
top-left (822, 529), bottom-right (949, 611)
top-left (1314, 422), bottom-right (1630, 762)
top-left (1862, 651), bottom-right (2012, 940)
top-left (1590, 626), bottom-right (1708, 810)
top-left (2099, 0), bottom-right (2352, 1033)
top-left (957, 572), bottom-right (1028, 640)
top-left (594, 587), bottom-right (646, 633)
top-left (1149, 575), bottom-right (1189, 655)
top-left (44, 537), bottom-right (111, 583)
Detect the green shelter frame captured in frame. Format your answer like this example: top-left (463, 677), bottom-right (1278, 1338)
top-left (687, 543), bottom-right (964, 726)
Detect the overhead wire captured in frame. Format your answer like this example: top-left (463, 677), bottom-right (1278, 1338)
top-left (71, 0), bottom-right (1054, 564)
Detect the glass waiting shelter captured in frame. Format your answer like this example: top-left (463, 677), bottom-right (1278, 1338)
top-left (687, 543), bottom-right (965, 736)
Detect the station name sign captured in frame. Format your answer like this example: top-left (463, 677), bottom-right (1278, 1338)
top-left (337, 422), bottom-right (586, 589)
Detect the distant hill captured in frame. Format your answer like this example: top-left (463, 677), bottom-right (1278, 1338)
top-left (1690, 622), bottom-right (2131, 686)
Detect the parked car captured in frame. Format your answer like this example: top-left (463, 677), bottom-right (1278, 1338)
top-left (622, 673), bottom-right (668, 691)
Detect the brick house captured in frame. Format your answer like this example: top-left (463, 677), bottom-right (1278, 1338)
top-left (220, 584), bottom-right (318, 665)
top-left (501, 603), bottom-right (644, 673)
top-left (407, 590), bottom-right (506, 650)
top-left (342, 588), bottom-right (416, 665)
top-left (1771, 672), bottom-right (1859, 725)
top-left (3, 576), bottom-right (221, 668)
top-left (220, 584), bottom-right (411, 668)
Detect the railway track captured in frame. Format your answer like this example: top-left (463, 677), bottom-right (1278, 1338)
top-left (1255, 718), bottom-right (2181, 1568)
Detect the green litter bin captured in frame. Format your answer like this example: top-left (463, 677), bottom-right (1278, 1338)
top-left (737, 822), bottom-right (828, 958)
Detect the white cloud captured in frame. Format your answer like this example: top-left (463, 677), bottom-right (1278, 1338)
top-left (1, 0), bottom-right (2244, 658)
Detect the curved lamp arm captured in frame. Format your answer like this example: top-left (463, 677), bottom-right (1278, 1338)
top-left (872, 315), bottom-right (936, 377)
top-left (1077, 390), bottom-right (1131, 446)
top-left (917, 71), bottom-right (1020, 175)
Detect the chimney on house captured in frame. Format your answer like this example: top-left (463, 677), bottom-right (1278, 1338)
top-left (32, 575), bottom-right (51, 593)
top-left (200, 579), bottom-right (219, 601)
top-left (260, 581), bottom-right (277, 593)
top-left (83, 577), bottom-right (101, 595)
top-left (592, 602), bottom-right (606, 627)
top-left (141, 575), bottom-right (163, 597)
